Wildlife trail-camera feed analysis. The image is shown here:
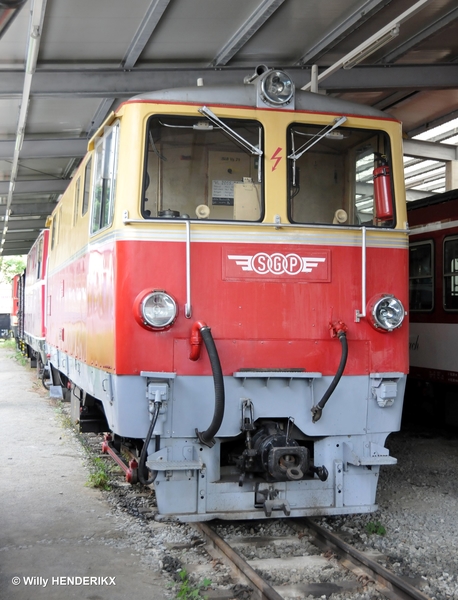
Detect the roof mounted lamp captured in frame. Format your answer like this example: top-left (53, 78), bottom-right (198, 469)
top-left (261, 70), bottom-right (294, 106)
top-left (245, 65), bottom-right (295, 110)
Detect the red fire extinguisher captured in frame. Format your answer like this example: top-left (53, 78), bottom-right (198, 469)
top-left (373, 154), bottom-right (393, 220)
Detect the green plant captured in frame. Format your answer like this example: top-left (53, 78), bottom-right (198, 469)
top-left (366, 521), bottom-right (386, 536)
top-left (13, 349), bottom-right (28, 367)
top-left (1, 338), bottom-right (29, 366)
top-left (53, 400), bottom-right (74, 429)
top-left (175, 569), bottom-right (211, 600)
top-left (1, 338), bottom-right (16, 350)
top-left (86, 456), bottom-right (112, 491)
top-left (0, 255), bottom-right (26, 283)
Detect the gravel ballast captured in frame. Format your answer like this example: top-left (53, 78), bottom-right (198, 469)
top-left (15, 352), bottom-right (454, 600)
top-left (80, 429), bottom-right (458, 600)
top-left (320, 431), bottom-right (458, 600)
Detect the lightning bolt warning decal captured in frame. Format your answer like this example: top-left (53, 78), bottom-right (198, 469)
top-left (271, 147), bottom-right (282, 171)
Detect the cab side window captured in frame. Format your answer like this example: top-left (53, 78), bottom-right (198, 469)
top-left (90, 122), bottom-right (119, 234)
top-left (82, 158), bottom-right (92, 217)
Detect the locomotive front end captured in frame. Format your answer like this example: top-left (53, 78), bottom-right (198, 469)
top-left (46, 69), bottom-right (408, 521)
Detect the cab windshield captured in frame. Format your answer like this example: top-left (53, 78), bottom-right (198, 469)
top-left (142, 115), bottom-right (263, 222)
top-left (288, 122), bottom-right (394, 227)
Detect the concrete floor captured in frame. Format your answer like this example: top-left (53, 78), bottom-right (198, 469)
top-left (0, 343), bottom-right (169, 600)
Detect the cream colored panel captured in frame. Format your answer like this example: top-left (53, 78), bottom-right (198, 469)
top-left (160, 143), bottom-right (207, 217)
top-left (292, 152), bottom-right (345, 224)
top-left (233, 181), bottom-right (261, 220)
top-left (207, 150), bottom-right (253, 220)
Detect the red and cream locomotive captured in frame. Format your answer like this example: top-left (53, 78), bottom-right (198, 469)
top-left (21, 67), bottom-right (408, 520)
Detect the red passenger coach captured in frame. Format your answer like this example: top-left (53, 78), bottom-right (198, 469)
top-left (407, 189), bottom-right (458, 427)
top-left (29, 68), bottom-right (409, 520)
top-left (21, 229), bottom-right (49, 368)
top-left (11, 273), bottom-right (20, 340)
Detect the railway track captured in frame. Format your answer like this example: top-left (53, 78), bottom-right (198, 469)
top-left (194, 518), bottom-right (432, 600)
top-left (61, 424), bottom-right (442, 599)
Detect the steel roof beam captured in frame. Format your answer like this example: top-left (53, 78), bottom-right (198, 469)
top-left (301, 0), bottom-right (431, 91)
top-left (8, 202), bottom-right (56, 216)
top-left (2, 236), bottom-right (44, 245)
top-left (0, 138), bottom-right (87, 160)
top-left (406, 189), bottom-right (438, 200)
top-left (121, 0), bottom-right (171, 69)
top-left (210, 0), bottom-right (287, 67)
top-left (355, 182), bottom-right (435, 200)
top-left (4, 230), bottom-right (43, 241)
top-left (372, 91), bottom-right (418, 111)
top-left (88, 2), bottom-right (171, 139)
top-left (380, 7), bottom-right (458, 64)
top-left (1, 0), bottom-right (48, 255)
top-left (3, 231), bottom-right (40, 238)
top-left (0, 65), bottom-right (456, 96)
top-left (0, 179), bottom-right (69, 195)
top-left (3, 249), bottom-right (36, 256)
top-left (0, 69), bottom-right (252, 96)
top-left (2, 240), bottom-right (39, 250)
top-left (407, 108), bottom-right (458, 137)
top-left (320, 64), bottom-right (458, 90)
top-left (4, 219), bottom-right (47, 231)
top-left (296, 0), bottom-right (391, 65)
top-left (86, 98), bottom-right (117, 138)
top-left (403, 139), bottom-right (458, 161)
top-left (2, 237), bottom-right (41, 246)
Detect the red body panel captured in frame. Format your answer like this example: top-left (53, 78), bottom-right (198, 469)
top-left (24, 230), bottom-right (49, 342)
top-left (47, 244), bottom-right (115, 369)
top-left (47, 237), bottom-right (408, 377)
top-left (11, 274), bottom-right (20, 322)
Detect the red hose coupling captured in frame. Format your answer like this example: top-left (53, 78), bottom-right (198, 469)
top-left (189, 320), bottom-right (208, 361)
top-left (126, 459), bottom-right (139, 484)
top-left (329, 320), bottom-right (348, 338)
top-left (101, 433), bottom-right (112, 454)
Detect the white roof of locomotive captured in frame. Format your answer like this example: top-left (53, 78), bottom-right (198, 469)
top-left (132, 84), bottom-right (390, 120)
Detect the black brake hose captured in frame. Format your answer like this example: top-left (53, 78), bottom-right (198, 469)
top-left (311, 331), bottom-right (348, 423)
top-left (138, 402), bottom-right (161, 485)
top-left (196, 326), bottom-right (225, 448)
top-left (41, 366), bottom-right (51, 390)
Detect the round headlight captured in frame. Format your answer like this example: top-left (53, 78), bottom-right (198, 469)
top-left (370, 295), bottom-right (405, 331)
top-left (260, 70), bottom-right (294, 105)
top-left (141, 291), bottom-right (177, 329)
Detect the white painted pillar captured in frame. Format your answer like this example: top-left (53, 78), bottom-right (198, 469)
top-left (445, 160), bottom-right (458, 191)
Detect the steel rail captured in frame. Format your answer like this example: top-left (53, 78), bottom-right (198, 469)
top-left (195, 519), bottom-right (431, 600)
top-left (296, 518), bottom-right (432, 600)
top-left (194, 522), bottom-right (284, 600)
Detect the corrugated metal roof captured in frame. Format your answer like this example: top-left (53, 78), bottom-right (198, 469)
top-left (0, 0), bottom-right (457, 254)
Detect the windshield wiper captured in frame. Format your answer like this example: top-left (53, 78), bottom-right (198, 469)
top-left (288, 116), bottom-right (347, 161)
top-left (199, 105), bottom-right (263, 183)
top-left (198, 106), bottom-right (263, 157)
